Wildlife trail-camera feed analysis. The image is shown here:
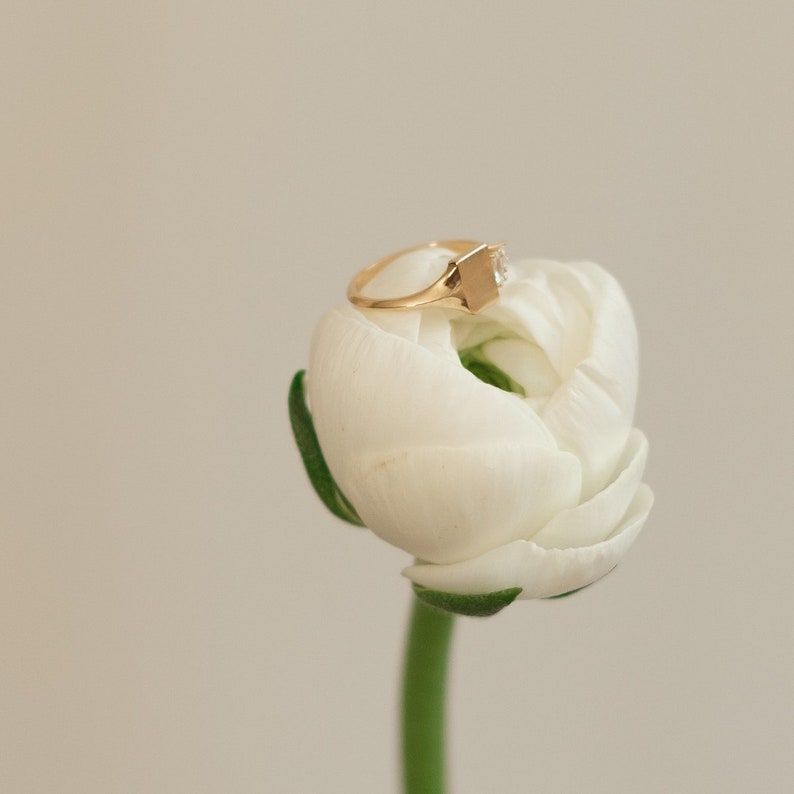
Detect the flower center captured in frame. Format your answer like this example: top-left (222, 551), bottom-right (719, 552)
top-left (458, 344), bottom-right (525, 396)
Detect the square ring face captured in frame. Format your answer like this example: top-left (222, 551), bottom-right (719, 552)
top-left (455, 245), bottom-right (499, 313)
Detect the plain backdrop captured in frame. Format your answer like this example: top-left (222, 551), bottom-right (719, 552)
top-left (2, 2), bottom-right (793, 792)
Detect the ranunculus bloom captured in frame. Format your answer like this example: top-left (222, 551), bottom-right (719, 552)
top-left (307, 247), bottom-right (653, 599)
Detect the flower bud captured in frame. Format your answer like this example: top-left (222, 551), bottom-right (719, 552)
top-left (301, 247), bottom-right (653, 601)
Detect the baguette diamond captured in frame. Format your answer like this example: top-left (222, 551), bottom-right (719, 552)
top-left (491, 245), bottom-right (508, 286)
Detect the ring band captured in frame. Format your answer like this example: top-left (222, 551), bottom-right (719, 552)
top-left (347, 240), bottom-right (508, 315)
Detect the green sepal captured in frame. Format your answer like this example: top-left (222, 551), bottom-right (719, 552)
top-left (547, 585), bottom-right (590, 599)
top-left (288, 370), bottom-right (364, 526)
top-left (458, 347), bottom-right (525, 395)
top-left (412, 583), bottom-right (522, 617)
top-left (546, 570), bottom-right (616, 599)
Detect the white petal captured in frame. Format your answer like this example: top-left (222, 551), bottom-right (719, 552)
top-left (529, 429), bottom-right (648, 549)
top-left (341, 441), bottom-right (581, 565)
top-left (308, 306), bottom-right (556, 471)
top-left (473, 260), bottom-right (639, 498)
top-left (538, 262), bottom-right (639, 497)
top-left (361, 247), bottom-right (453, 299)
top-left (490, 280), bottom-right (569, 373)
top-left (416, 309), bottom-right (460, 364)
top-left (355, 248), bottom-right (456, 346)
top-left (452, 317), bottom-right (508, 351)
top-left (402, 484), bottom-right (654, 598)
top-left (358, 306), bottom-right (423, 345)
top-left (481, 337), bottom-right (560, 399)
top-left (541, 370), bottom-right (629, 498)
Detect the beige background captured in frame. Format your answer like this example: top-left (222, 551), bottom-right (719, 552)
top-left (3, 2), bottom-right (793, 792)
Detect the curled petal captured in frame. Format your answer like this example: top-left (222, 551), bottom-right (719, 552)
top-left (529, 429), bottom-right (648, 549)
top-left (478, 260), bottom-right (639, 498)
top-left (341, 441), bottom-right (581, 565)
top-left (489, 260), bottom-right (590, 377)
top-left (541, 366), bottom-right (631, 499)
top-left (481, 337), bottom-right (560, 400)
top-left (308, 306), bottom-right (556, 482)
top-left (538, 263), bottom-right (639, 497)
top-left (402, 484), bottom-right (654, 599)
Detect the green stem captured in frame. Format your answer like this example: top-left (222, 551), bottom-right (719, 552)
top-left (401, 595), bottom-right (455, 794)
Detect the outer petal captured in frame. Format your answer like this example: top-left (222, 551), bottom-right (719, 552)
top-left (308, 305), bottom-right (557, 480)
top-left (478, 260), bottom-right (638, 498)
top-left (537, 262), bottom-right (639, 498)
top-left (529, 428), bottom-right (648, 549)
top-left (341, 441), bottom-right (581, 565)
top-left (402, 483), bottom-right (653, 598)
top-left (350, 247), bottom-right (455, 348)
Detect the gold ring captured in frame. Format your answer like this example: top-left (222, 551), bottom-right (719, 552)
top-left (347, 240), bottom-right (508, 315)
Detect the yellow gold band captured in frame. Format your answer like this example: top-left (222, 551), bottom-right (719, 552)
top-left (347, 239), bottom-right (507, 315)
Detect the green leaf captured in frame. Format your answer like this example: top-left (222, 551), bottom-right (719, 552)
top-left (288, 370), bottom-right (364, 526)
top-left (412, 583), bottom-right (522, 617)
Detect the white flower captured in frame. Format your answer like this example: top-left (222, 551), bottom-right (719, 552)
top-left (307, 247), bottom-right (653, 599)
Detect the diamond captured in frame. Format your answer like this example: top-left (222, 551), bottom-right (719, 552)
top-left (491, 246), bottom-right (508, 286)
